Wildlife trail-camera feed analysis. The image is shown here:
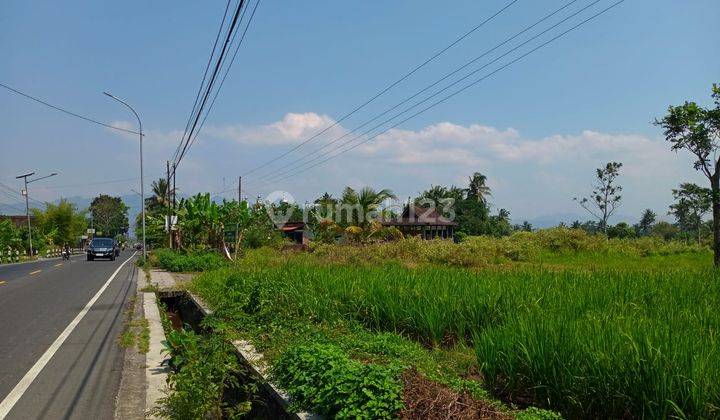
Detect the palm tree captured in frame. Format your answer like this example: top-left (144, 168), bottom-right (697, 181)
top-left (145, 178), bottom-right (171, 213)
top-left (340, 186), bottom-right (396, 227)
top-left (417, 185), bottom-right (449, 204)
top-left (314, 192), bottom-right (337, 207)
top-left (467, 172), bottom-right (492, 205)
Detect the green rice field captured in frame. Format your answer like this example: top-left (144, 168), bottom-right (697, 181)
top-left (181, 234), bottom-right (718, 418)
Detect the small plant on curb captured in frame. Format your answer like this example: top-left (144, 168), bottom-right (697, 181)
top-left (140, 283), bottom-right (159, 293)
top-left (273, 342), bottom-right (404, 419)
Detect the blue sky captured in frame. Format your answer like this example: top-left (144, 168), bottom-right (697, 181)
top-left (1, 0), bottom-right (718, 224)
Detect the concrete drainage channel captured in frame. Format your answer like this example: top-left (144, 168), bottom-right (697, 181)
top-left (145, 272), bottom-right (319, 419)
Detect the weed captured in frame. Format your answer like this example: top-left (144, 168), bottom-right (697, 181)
top-left (153, 328), bottom-right (252, 419)
top-left (273, 342), bottom-right (404, 419)
top-left (154, 248), bottom-right (227, 272)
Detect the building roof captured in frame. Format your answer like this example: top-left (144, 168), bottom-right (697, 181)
top-left (380, 205), bottom-right (458, 227)
top-left (276, 221), bottom-right (305, 232)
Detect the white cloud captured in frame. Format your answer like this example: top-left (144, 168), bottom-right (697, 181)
top-left (358, 122), bottom-right (667, 168)
top-left (104, 112), bottom-right (706, 221)
top-left (205, 112), bottom-right (344, 146)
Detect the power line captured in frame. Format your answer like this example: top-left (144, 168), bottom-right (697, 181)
top-left (172, 0), bottom-right (250, 172)
top-left (180, 0), bottom-right (262, 166)
top-left (249, 0), bottom-right (626, 187)
top-left (0, 183), bottom-right (47, 207)
top-left (0, 201), bottom-right (26, 213)
top-left (251, 0), bottom-right (584, 184)
top-left (172, 0), bottom-right (234, 165)
top-left (241, 0), bottom-right (520, 177)
top-left (0, 82), bottom-right (142, 135)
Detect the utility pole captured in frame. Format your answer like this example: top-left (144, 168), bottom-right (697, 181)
top-left (166, 160), bottom-right (172, 249)
top-left (238, 176), bottom-right (242, 203)
top-left (172, 164), bottom-right (177, 248)
top-left (15, 172), bottom-right (57, 257)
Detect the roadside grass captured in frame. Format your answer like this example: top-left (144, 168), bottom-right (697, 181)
top-left (189, 244), bottom-right (719, 419)
top-left (119, 295), bottom-right (150, 354)
top-left (153, 248), bottom-right (227, 272)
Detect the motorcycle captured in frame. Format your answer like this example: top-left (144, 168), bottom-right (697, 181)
top-left (62, 249), bottom-right (70, 260)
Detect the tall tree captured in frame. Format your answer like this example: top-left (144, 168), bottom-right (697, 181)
top-left (145, 178), bottom-right (170, 213)
top-left (467, 172), bottom-right (492, 205)
top-left (669, 183), bottom-right (711, 244)
top-left (339, 187), bottom-right (396, 227)
top-left (89, 195), bottom-right (129, 237)
top-left (655, 84), bottom-right (720, 264)
top-left (637, 209), bottom-right (656, 236)
top-left (574, 162), bottom-right (623, 233)
top-left (32, 199), bottom-right (88, 246)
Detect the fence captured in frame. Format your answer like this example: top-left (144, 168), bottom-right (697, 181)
top-left (0, 247), bottom-right (82, 264)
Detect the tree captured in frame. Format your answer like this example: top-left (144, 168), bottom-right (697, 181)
top-left (339, 187), bottom-right (396, 227)
top-left (89, 195), bottom-right (129, 237)
top-left (651, 221), bottom-right (679, 240)
top-left (145, 178), bottom-right (171, 214)
top-left (636, 209), bottom-right (656, 236)
top-left (607, 222), bottom-right (635, 239)
top-left (467, 172), bottom-right (492, 205)
top-left (32, 199), bottom-right (88, 246)
top-left (655, 84), bottom-right (720, 264)
top-left (669, 182), bottom-right (711, 244)
top-left (574, 162), bottom-right (623, 234)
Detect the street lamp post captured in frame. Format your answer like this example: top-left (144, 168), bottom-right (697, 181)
top-left (15, 172), bottom-right (57, 257)
top-left (104, 92), bottom-right (146, 259)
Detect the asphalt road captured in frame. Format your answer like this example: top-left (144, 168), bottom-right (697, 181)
top-left (0, 252), bottom-right (138, 419)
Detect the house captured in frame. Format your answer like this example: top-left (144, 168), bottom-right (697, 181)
top-left (277, 221), bottom-right (310, 244)
top-left (380, 205), bottom-right (457, 240)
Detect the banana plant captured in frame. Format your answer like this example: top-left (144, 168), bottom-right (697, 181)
top-left (176, 193), bottom-right (250, 259)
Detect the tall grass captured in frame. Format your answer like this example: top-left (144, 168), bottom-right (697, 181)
top-left (191, 253), bottom-right (720, 418)
top-left (153, 248), bottom-right (227, 272)
top-left (310, 229), bottom-right (710, 270)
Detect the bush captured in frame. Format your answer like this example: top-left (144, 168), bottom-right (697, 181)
top-left (154, 329), bottom-right (251, 419)
top-left (154, 248), bottom-right (227, 272)
top-left (273, 343), bottom-right (403, 419)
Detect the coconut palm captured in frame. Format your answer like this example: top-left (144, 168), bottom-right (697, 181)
top-left (467, 172), bottom-right (492, 205)
top-left (340, 186), bottom-right (396, 227)
top-left (145, 178), bottom-right (171, 213)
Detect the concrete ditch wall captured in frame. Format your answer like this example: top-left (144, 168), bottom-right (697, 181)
top-left (147, 269), bottom-right (320, 419)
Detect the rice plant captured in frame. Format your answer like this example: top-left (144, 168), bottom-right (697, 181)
top-left (190, 247), bottom-right (719, 418)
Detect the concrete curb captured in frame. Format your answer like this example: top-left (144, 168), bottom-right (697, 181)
top-left (183, 290), bottom-right (319, 419)
top-left (143, 291), bottom-right (168, 418)
top-left (147, 268), bottom-right (320, 419)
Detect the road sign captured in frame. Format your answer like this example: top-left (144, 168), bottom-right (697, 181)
top-left (87, 228), bottom-right (95, 234)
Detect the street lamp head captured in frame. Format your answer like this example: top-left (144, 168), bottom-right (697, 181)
top-left (16, 172), bottom-right (35, 179)
top-left (103, 91), bottom-right (115, 99)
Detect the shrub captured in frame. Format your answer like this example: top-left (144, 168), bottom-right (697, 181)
top-left (154, 329), bottom-right (251, 419)
top-left (273, 343), bottom-right (403, 419)
top-left (154, 248), bottom-right (227, 272)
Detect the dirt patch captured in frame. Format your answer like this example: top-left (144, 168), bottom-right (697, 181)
top-left (400, 369), bottom-right (510, 420)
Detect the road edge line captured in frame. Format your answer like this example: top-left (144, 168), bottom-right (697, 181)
top-left (0, 252), bottom-right (137, 419)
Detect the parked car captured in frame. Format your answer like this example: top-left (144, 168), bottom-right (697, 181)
top-left (87, 237), bottom-right (117, 261)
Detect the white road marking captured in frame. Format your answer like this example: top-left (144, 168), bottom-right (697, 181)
top-left (0, 252), bottom-right (137, 419)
